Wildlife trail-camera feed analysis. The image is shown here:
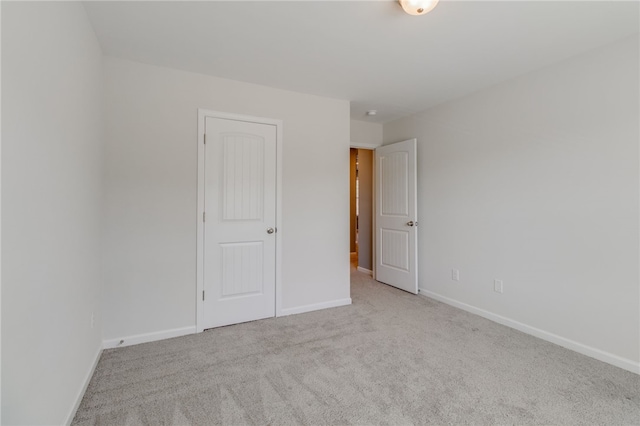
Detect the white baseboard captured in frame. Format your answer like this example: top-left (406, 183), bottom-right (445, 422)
top-left (278, 298), bottom-right (352, 317)
top-left (357, 266), bottom-right (373, 275)
top-left (103, 326), bottom-right (196, 349)
top-left (65, 343), bottom-right (102, 425)
top-left (419, 288), bottom-right (640, 375)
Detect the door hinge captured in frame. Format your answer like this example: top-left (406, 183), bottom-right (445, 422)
top-left (203, 212), bottom-right (206, 222)
top-left (204, 134), bottom-right (206, 145)
top-left (202, 290), bottom-right (205, 301)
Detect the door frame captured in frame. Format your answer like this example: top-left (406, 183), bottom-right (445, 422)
top-left (196, 109), bottom-right (283, 333)
top-left (349, 143), bottom-right (380, 277)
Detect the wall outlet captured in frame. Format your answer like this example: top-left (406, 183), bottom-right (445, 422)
top-left (494, 279), bottom-right (503, 294)
top-left (451, 269), bottom-right (460, 281)
top-left (91, 312), bottom-right (95, 329)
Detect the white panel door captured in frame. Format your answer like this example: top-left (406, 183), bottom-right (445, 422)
top-left (375, 139), bottom-right (418, 294)
top-left (203, 117), bottom-right (277, 328)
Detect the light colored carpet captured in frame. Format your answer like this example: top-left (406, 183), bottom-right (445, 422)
top-left (73, 268), bottom-right (640, 425)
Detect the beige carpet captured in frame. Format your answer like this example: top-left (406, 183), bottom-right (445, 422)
top-left (73, 268), bottom-right (639, 425)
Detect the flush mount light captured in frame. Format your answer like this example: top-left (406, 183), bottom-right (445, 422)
top-left (366, 110), bottom-right (377, 116)
top-left (399, 0), bottom-right (439, 16)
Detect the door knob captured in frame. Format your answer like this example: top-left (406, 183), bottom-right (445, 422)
top-left (407, 221), bottom-right (414, 227)
top-left (267, 228), bottom-right (275, 234)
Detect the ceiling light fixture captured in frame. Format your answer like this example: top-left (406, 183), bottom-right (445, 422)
top-left (366, 110), bottom-right (377, 116)
top-left (399, 0), bottom-right (439, 16)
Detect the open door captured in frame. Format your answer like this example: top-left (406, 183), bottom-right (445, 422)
top-left (375, 139), bottom-right (418, 294)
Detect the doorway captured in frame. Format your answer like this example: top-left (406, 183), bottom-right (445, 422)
top-left (350, 148), bottom-right (374, 275)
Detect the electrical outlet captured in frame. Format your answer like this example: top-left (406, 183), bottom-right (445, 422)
top-left (451, 269), bottom-right (460, 281)
top-left (494, 279), bottom-right (503, 294)
top-left (91, 312), bottom-right (95, 329)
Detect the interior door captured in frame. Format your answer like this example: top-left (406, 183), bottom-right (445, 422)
top-left (203, 116), bottom-right (277, 328)
top-left (375, 139), bottom-right (418, 294)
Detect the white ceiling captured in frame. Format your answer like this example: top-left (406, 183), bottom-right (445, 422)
top-left (83, 1), bottom-right (639, 123)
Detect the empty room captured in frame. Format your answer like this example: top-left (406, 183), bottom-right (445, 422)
top-left (2, 1), bottom-right (639, 425)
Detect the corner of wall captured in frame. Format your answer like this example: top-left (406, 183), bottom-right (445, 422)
top-left (64, 344), bottom-right (103, 425)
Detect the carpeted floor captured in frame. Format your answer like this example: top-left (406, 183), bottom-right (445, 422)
top-left (73, 267), bottom-right (640, 425)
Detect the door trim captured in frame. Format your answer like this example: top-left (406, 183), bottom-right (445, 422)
top-left (196, 109), bottom-right (283, 333)
top-left (350, 141), bottom-right (382, 150)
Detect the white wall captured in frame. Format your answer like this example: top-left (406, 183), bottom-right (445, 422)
top-left (103, 57), bottom-right (351, 341)
top-left (2, 3), bottom-right (104, 424)
top-left (350, 119), bottom-right (382, 148)
top-left (384, 35), bottom-right (640, 371)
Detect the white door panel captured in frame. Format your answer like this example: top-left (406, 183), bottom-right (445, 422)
top-left (375, 139), bottom-right (418, 294)
top-left (203, 117), bottom-right (277, 328)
